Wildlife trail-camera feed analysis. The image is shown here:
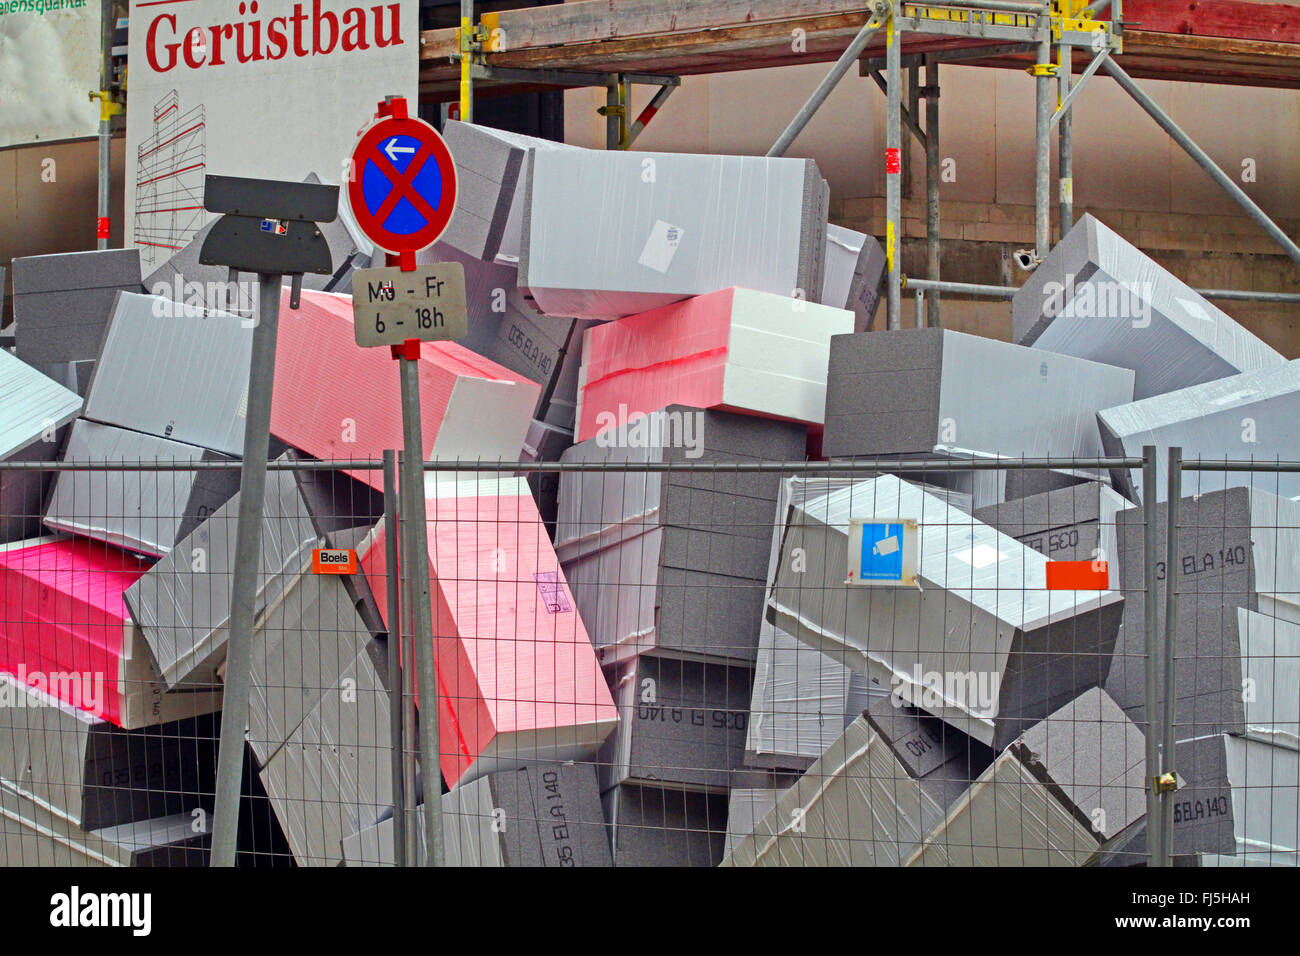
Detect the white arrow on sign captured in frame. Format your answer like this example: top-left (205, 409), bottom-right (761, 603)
top-left (383, 138), bottom-right (417, 163)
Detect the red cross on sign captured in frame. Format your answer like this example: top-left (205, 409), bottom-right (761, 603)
top-left (347, 104), bottom-right (459, 256)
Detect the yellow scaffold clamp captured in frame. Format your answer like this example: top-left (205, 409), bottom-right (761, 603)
top-left (1027, 62), bottom-right (1059, 77)
top-left (88, 90), bottom-right (123, 123)
top-left (1152, 772), bottom-right (1179, 794)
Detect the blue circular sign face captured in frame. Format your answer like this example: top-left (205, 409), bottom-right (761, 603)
top-left (360, 134), bottom-right (445, 235)
top-left (348, 116), bottom-right (458, 253)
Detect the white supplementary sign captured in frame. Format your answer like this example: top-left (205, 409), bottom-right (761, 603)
top-left (0, 0), bottom-right (101, 147)
top-left (125, 0), bottom-right (417, 276)
top-left (352, 261), bottom-right (467, 348)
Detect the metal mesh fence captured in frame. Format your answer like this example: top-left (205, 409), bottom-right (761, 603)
top-left (0, 452), bottom-right (1296, 867)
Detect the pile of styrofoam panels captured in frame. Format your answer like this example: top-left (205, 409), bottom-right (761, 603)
top-left (823, 328), bottom-right (1135, 474)
top-left (518, 148), bottom-right (828, 321)
top-left (726, 687), bottom-right (1146, 866)
top-left (1098, 360), bottom-right (1300, 502)
top-left (342, 762), bottom-right (612, 867)
top-left (359, 477), bottom-right (617, 788)
top-left (823, 224), bottom-right (886, 332)
top-left (0, 345), bottom-right (81, 544)
top-left (770, 474), bottom-right (1125, 750)
top-left (745, 476), bottom-right (883, 772)
top-left (0, 536), bottom-right (223, 729)
top-left (41, 291), bottom-right (256, 555)
top-left (1093, 487), bottom-right (1300, 862)
top-left (11, 249), bottom-right (143, 365)
top-left (124, 465), bottom-right (323, 690)
top-left (557, 406), bottom-right (807, 665)
top-left (1107, 487), bottom-right (1300, 737)
top-left (1013, 214), bottom-right (1286, 400)
top-left (574, 287), bottom-right (853, 442)
top-left (249, 572), bottom-right (392, 867)
top-left (270, 287), bottom-right (539, 490)
top-left (974, 481), bottom-right (1133, 591)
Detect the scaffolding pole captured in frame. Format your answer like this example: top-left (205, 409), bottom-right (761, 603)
top-left (924, 61), bottom-right (940, 328)
top-left (1058, 43), bottom-right (1073, 236)
top-left (1034, 29), bottom-right (1053, 261)
top-left (767, 2), bottom-right (889, 158)
top-left (1102, 59), bottom-right (1300, 265)
top-left (886, 14), bottom-right (902, 328)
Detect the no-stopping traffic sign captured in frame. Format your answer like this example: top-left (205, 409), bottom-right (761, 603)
top-left (348, 111), bottom-right (458, 255)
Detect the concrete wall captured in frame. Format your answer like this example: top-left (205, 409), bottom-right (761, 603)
top-left (0, 135), bottom-right (127, 325)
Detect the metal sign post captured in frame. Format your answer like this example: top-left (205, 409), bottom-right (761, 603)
top-left (200, 174), bottom-right (339, 868)
top-left (347, 94), bottom-right (463, 867)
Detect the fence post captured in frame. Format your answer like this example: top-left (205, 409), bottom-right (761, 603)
top-left (1157, 446), bottom-right (1182, 866)
top-left (1140, 444), bottom-right (1162, 866)
top-left (382, 450), bottom-right (405, 866)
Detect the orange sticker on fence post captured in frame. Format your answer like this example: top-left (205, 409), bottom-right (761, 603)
top-left (312, 548), bottom-right (357, 574)
top-left (1045, 560), bottom-right (1108, 590)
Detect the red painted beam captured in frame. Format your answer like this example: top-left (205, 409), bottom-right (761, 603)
top-left (1118, 0), bottom-right (1300, 45)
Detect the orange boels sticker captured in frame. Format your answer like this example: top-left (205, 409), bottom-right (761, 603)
top-left (312, 548), bottom-right (357, 575)
top-left (1045, 560), bottom-right (1109, 590)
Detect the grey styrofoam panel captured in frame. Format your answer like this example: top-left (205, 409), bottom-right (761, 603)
top-left (864, 697), bottom-right (997, 811)
top-left (1098, 360), bottom-right (1300, 502)
top-left (1012, 686), bottom-right (1147, 840)
top-left (1013, 215), bottom-right (1285, 400)
top-left (0, 427), bottom-right (64, 544)
top-left (289, 456), bottom-right (385, 536)
top-left (439, 121), bottom-right (531, 261)
top-left (0, 347), bottom-right (82, 459)
top-left (43, 419), bottom-right (240, 557)
top-left (248, 573), bottom-right (375, 768)
top-left (258, 644), bottom-right (391, 867)
top-left (519, 148), bottom-right (827, 321)
top-left (823, 223), bottom-right (885, 332)
top-left (769, 474), bottom-right (1125, 750)
top-left (123, 465), bottom-right (321, 691)
top-left (342, 762), bottom-right (612, 867)
top-left (0, 674), bottom-right (216, 832)
top-left (599, 653), bottom-right (754, 792)
top-left (82, 292), bottom-right (252, 455)
top-left (603, 783), bottom-right (728, 867)
top-left (1106, 487), bottom-right (1300, 737)
top-left (823, 328), bottom-right (1136, 463)
top-left (11, 249), bottom-right (144, 364)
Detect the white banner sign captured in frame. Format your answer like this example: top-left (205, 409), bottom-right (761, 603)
top-left (125, 0), bottom-right (417, 274)
top-left (0, 0), bottom-right (101, 148)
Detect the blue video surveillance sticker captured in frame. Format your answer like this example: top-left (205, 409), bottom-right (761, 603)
top-left (847, 518), bottom-right (918, 588)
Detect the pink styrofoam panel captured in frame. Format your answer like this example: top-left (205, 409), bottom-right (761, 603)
top-left (0, 537), bottom-right (151, 726)
top-left (577, 288), bottom-right (736, 442)
top-left (359, 487), bottom-right (617, 787)
top-left (271, 288), bottom-right (541, 488)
